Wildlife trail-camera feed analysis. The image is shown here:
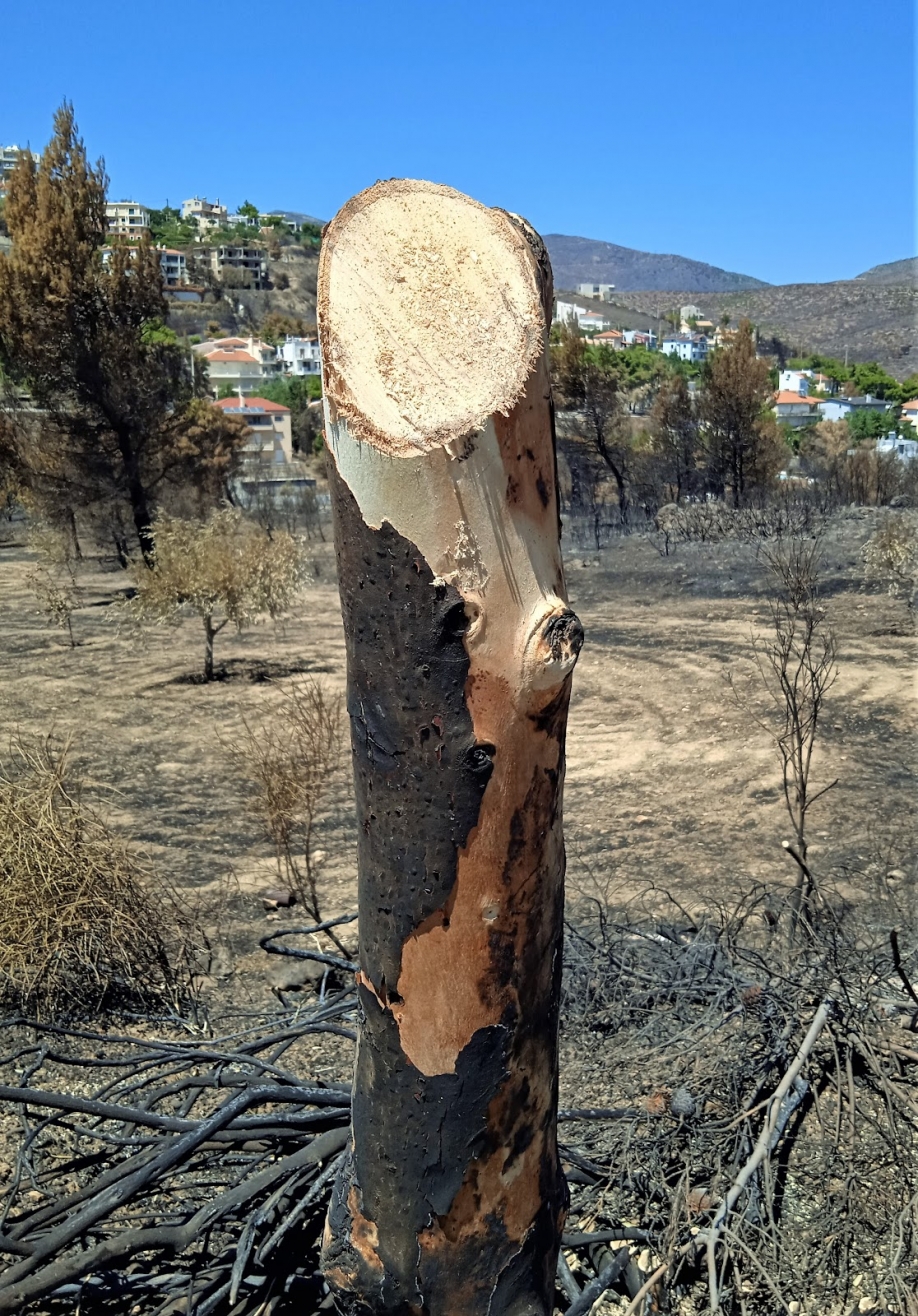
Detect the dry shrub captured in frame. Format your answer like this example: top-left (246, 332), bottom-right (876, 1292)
top-left (862, 511), bottom-right (918, 603)
top-left (0, 738), bottom-right (192, 1019)
top-left (25, 521), bottom-right (82, 646)
top-left (125, 508), bottom-right (311, 680)
top-left (228, 679), bottom-right (343, 920)
top-left (562, 876), bottom-right (918, 1315)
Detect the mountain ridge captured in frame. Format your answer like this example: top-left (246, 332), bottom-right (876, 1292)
top-left (854, 257), bottom-right (917, 285)
top-left (543, 233), bottom-right (770, 293)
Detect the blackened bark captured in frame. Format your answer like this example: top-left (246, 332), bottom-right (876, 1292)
top-left (115, 430), bottom-right (155, 565)
top-left (328, 471), bottom-right (492, 994)
top-left (322, 466), bottom-right (571, 1315)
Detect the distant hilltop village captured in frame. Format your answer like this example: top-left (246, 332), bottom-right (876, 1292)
top-left (98, 196), bottom-right (324, 299)
top-left (2, 143), bottom-right (915, 422)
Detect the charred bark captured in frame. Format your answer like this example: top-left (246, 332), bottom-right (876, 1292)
top-left (317, 179), bottom-right (582, 1316)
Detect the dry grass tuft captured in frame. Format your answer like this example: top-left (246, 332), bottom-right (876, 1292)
top-left (0, 738), bottom-right (193, 1019)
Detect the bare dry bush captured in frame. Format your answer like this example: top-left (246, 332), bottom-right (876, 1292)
top-left (0, 739), bottom-right (193, 1019)
top-left (722, 534), bottom-right (838, 944)
top-left (561, 876), bottom-right (918, 1316)
top-left (227, 679), bottom-right (343, 921)
top-left (125, 508), bottom-right (311, 680)
top-left (26, 523), bottom-right (82, 646)
top-left (863, 511), bottom-right (918, 606)
top-left (750, 535), bottom-right (839, 940)
top-left (653, 497), bottom-right (823, 551)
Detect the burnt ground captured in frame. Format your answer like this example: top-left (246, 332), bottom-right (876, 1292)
top-left (0, 507), bottom-right (914, 1037)
top-left (0, 507), bottom-right (915, 1313)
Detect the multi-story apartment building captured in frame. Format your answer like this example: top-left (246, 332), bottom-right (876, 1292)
top-left (0, 144), bottom-right (40, 181)
top-left (105, 201), bottom-right (150, 236)
top-left (208, 244), bottom-right (268, 290)
top-left (278, 335), bottom-right (321, 377)
top-left (158, 248), bottom-right (187, 286)
top-left (101, 245), bottom-right (187, 287)
top-left (181, 196), bottom-right (228, 230)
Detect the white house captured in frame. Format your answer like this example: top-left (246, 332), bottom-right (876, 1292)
top-left (661, 335), bottom-right (708, 363)
top-left (158, 248), bottom-right (186, 287)
top-left (0, 144), bottom-right (39, 180)
top-left (817, 395), bottom-right (893, 423)
top-left (182, 197), bottom-right (228, 230)
top-left (779, 369), bottom-right (812, 395)
top-left (899, 398), bottom-right (918, 431)
top-left (578, 311), bottom-right (609, 333)
top-left (577, 283), bottom-right (616, 301)
top-left (105, 201), bottom-right (150, 237)
top-left (278, 336), bottom-right (321, 377)
top-left (622, 329), bottom-right (657, 349)
top-left (876, 433), bottom-right (918, 461)
top-left (213, 396), bottom-right (293, 464)
top-left (554, 299), bottom-right (615, 332)
top-left (195, 337), bottom-right (281, 396)
top-left (101, 244), bottom-right (186, 287)
top-left (773, 391), bottom-right (820, 428)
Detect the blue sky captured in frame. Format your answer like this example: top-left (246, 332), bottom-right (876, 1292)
top-left (2, 0), bottom-right (914, 284)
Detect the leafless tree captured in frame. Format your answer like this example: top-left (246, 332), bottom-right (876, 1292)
top-left (735, 535), bottom-right (839, 940)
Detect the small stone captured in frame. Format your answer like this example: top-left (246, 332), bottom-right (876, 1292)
top-left (670, 1087), bottom-right (696, 1118)
top-left (788, 1303), bottom-right (801, 1315)
top-left (262, 888), bottom-right (298, 911)
top-left (886, 869), bottom-right (907, 883)
top-left (632, 815), bottom-right (653, 827)
top-left (859, 1299), bottom-right (877, 1313)
top-left (266, 958), bottom-right (326, 993)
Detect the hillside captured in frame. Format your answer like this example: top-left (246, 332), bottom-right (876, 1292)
top-left (160, 238), bottom-right (915, 380)
top-left (167, 244), bottom-right (319, 338)
top-left (606, 282), bottom-right (917, 378)
top-left (854, 257), bottom-right (917, 285)
top-left (544, 233), bottom-right (769, 293)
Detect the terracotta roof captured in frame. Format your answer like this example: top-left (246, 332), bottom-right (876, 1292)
top-left (901, 398), bottom-right (918, 411)
top-left (213, 397), bottom-right (290, 414)
top-left (204, 350), bottom-right (259, 364)
top-left (594, 330), bottom-right (623, 339)
top-left (774, 391), bottom-right (818, 406)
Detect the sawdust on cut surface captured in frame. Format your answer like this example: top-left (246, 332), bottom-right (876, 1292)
top-left (317, 179), bottom-right (544, 457)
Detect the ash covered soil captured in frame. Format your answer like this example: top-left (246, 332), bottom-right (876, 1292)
top-left (0, 508), bottom-right (916, 1315)
top-left (0, 508), bottom-right (913, 1030)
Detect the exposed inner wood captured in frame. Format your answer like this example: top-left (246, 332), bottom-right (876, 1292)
top-left (318, 179), bottom-right (544, 457)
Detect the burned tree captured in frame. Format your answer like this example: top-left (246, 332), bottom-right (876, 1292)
top-left (318, 180), bottom-right (582, 1314)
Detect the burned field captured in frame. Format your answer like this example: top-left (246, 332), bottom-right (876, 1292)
top-left (0, 508), bottom-right (915, 1315)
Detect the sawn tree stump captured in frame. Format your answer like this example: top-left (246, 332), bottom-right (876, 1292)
top-left (318, 179), bottom-right (583, 1316)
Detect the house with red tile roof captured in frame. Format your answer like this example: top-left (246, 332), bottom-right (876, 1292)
top-left (213, 396), bottom-right (293, 464)
top-left (194, 336), bottom-right (280, 396)
top-left (773, 390), bottom-right (820, 428)
top-left (900, 397), bottom-right (918, 431)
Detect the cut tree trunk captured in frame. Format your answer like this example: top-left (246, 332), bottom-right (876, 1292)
top-left (317, 180), bottom-right (582, 1316)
